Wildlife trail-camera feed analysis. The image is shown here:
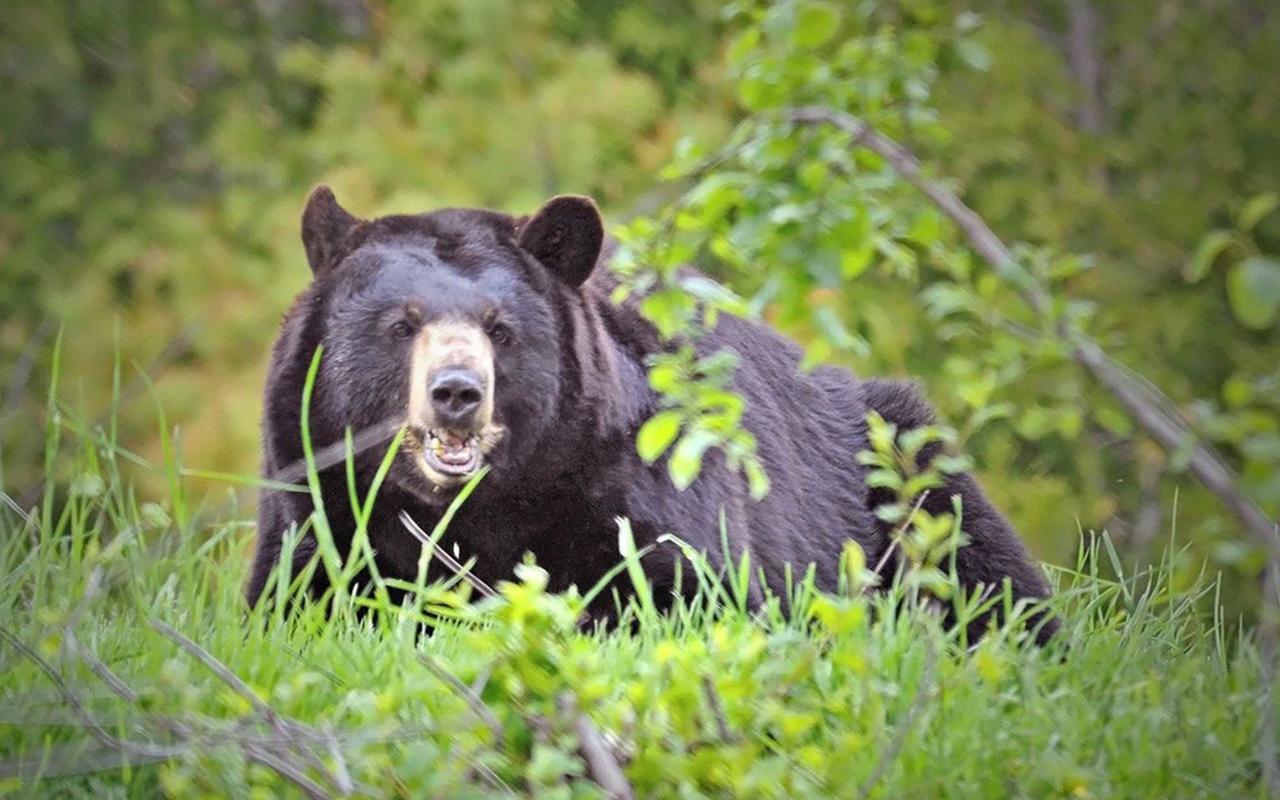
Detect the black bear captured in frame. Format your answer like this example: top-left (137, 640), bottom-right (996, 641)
top-left (245, 186), bottom-right (1058, 643)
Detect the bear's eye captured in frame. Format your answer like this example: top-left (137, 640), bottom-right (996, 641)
top-left (487, 322), bottom-right (513, 347)
top-left (389, 320), bottom-right (415, 340)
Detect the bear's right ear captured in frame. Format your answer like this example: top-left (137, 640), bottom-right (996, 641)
top-left (301, 184), bottom-right (360, 277)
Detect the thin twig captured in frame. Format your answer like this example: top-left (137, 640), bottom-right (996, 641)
top-left (399, 511), bottom-right (499, 600)
top-left (325, 728), bottom-right (355, 796)
top-left (63, 569), bottom-right (140, 704)
top-left (243, 743), bottom-right (332, 800)
top-left (557, 692), bottom-right (634, 800)
top-left (271, 417), bottom-right (405, 485)
top-left (419, 653), bottom-right (505, 749)
top-left (700, 675), bottom-right (736, 744)
top-left (869, 490), bottom-right (932, 586)
top-left (0, 626), bottom-right (182, 761)
top-left (149, 620), bottom-right (276, 722)
top-left (1260, 560), bottom-right (1280, 797)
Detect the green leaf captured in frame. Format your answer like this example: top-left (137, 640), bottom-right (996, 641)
top-left (792, 2), bottom-right (841, 48)
top-left (954, 38), bottom-right (992, 71)
top-left (1226, 256), bottom-right (1280, 329)
top-left (874, 503), bottom-right (907, 524)
top-left (1239, 192), bottom-right (1280, 231)
top-left (668, 429), bottom-right (718, 490)
top-left (865, 469), bottom-right (903, 491)
top-left (933, 455), bottom-right (974, 475)
top-left (1183, 230), bottom-right (1235, 283)
top-left (907, 209), bottom-right (943, 246)
top-left (636, 411), bottom-right (682, 463)
top-left (744, 458), bottom-right (771, 500)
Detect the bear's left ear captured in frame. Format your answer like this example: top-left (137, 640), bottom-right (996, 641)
top-left (517, 195), bottom-right (604, 288)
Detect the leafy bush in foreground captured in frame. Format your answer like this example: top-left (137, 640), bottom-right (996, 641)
top-left (0, 389), bottom-right (1267, 798)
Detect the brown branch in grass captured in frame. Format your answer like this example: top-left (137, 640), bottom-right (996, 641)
top-left (6, 599), bottom-right (399, 796)
top-left (868, 490), bottom-right (932, 588)
top-left (700, 675), bottom-right (737, 744)
top-left (148, 619), bottom-right (349, 795)
top-left (0, 626), bottom-right (184, 764)
top-left (557, 692), bottom-right (635, 800)
top-left (784, 105), bottom-right (1280, 564)
top-left (150, 620), bottom-right (278, 723)
top-left (241, 744), bottom-right (332, 800)
top-left (419, 653), bottom-right (506, 749)
top-left (399, 510), bottom-right (499, 600)
top-left (1260, 561), bottom-right (1280, 797)
top-left (59, 567), bottom-right (143, 705)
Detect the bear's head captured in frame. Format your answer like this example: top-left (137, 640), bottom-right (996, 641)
top-left (293, 185), bottom-right (605, 505)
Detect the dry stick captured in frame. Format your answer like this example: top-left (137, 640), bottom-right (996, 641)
top-left (325, 729), bottom-right (356, 796)
top-left (700, 675), bottom-right (736, 744)
top-left (418, 653), bottom-right (505, 749)
top-left (271, 417), bottom-right (406, 486)
top-left (784, 105), bottom-right (1280, 563)
top-left (241, 744), bottom-right (332, 800)
top-left (149, 619), bottom-right (346, 795)
top-left (150, 620), bottom-right (278, 723)
top-left (63, 568), bottom-right (141, 704)
top-left (557, 693), bottom-right (635, 800)
top-left (0, 627), bottom-right (184, 763)
top-left (1261, 561), bottom-right (1280, 798)
top-left (870, 490), bottom-right (932, 584)
top-left (399, 511), bottom-right (499, 600)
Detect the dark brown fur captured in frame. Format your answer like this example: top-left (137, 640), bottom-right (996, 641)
top-left (246, 189), bottom-right (1058, 643)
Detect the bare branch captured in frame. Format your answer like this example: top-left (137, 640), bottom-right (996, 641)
top-left (242, 743), bottom-right (333, 800)
top-left (419, 653), bottom-right (505, 749)
top-left (785, 105), bottom-right (1280, 562)
top-left (700, 675), bottom-right (736, 744)
top-left (0, 626), bottom-right (183, 762)
top-left (1066, 0), bottom-right (1108, 135)
top-left (400, 510), bottom-right (499, 600)
top-left (1260, 561), bottom-right (1280, 797)
top-left (150, 620), bottom-right (276, 722)
top-left (557, 693), bottom-right (634, 800)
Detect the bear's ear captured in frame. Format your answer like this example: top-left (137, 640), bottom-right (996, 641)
top-left (301, 184), bottom-right (360, 277)
top-left (517, 195), bottom-right (604, 288)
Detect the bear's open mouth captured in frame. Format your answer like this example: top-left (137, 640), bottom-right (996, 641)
top-left (420, 428), bottom-right (481, 477)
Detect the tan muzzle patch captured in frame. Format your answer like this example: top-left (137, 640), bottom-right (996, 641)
top-left (406, 319), bottom-right (504, 486)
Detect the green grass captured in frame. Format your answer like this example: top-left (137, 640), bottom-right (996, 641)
top-left (0, 379), bottom-right (1271, 799)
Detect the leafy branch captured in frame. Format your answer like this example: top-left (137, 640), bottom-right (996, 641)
top-left (783, 104), bottom-right (1279, 563)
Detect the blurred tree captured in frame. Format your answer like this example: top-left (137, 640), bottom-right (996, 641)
top-left (1, 0), bottom-right (1277, 616)
top-left (0, 0), bottom-right (729, 492)
top-left (929, 0), bottom-right (1280, 579)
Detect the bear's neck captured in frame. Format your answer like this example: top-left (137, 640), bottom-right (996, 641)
top-left (559, 270), bottom-right (662, 448)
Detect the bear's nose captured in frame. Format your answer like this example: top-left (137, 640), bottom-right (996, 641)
top-left (428, 368), bottom-right (485, 428)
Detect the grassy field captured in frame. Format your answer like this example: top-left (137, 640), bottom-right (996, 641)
top-left (0, 365), bottom-right (1270, 799)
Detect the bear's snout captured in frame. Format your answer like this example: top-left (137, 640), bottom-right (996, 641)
top-left (429, 368), bottom-right (485, 430)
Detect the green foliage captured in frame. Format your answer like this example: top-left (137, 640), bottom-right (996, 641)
top-left (3, 0), bottom-right (1279, 621)
top-left (0, 0), bottom-right (729, 494)
top-left (613, 0), bottom-right (1279, 618)
top-left (0, 390), bottom-right (1270, 798)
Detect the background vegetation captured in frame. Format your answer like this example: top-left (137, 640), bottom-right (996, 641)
top-left (2, 0), bottom-right (1278, 795)
top-left (4, 0), bottom-right (1278, 606)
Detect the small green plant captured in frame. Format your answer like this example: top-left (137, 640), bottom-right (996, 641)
top-left (856, 410), bottom-right (972, 598)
